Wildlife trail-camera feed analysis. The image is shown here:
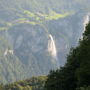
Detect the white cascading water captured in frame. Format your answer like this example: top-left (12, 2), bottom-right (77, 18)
top-left (48, 34), bottom-right (57, 58)
top-left (83, 13), bottom-right (90, 31)
top-left (80, 13), bottom-right (90, 39)
top-left (48, 34), bottom-right (59, 67)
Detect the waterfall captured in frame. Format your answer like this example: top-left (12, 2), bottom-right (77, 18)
top-left (83, 13), bottom-right (90, 31)
top-left (48, 34), bottom-right (60, 67)
top-left (48, 34), bottom-right (57, 58)
top-left (80, 13), bottom-right (90, 39)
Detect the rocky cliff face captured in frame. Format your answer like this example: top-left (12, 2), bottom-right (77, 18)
top-left (0, 0), bottom-right (89, 83)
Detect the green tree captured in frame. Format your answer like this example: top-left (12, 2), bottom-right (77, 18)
top-left (0, 84), bottom-right (4, 90)
top-left (76, 22), bottom-right (90, 87)
top-left (76, 86), bottom-right (90, 90)
top-left (45, 46), bottom-right (81, 90)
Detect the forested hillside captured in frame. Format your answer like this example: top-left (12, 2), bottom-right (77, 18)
top-left (0, 76), bottom-right (47, 90)
top-left (0, 0), bottom-right (90, 84)
top-left (0, 21), bottom-right (90, 90)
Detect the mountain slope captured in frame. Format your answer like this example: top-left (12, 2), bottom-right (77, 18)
top-left (0, 0), bottom-right (90, 83)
